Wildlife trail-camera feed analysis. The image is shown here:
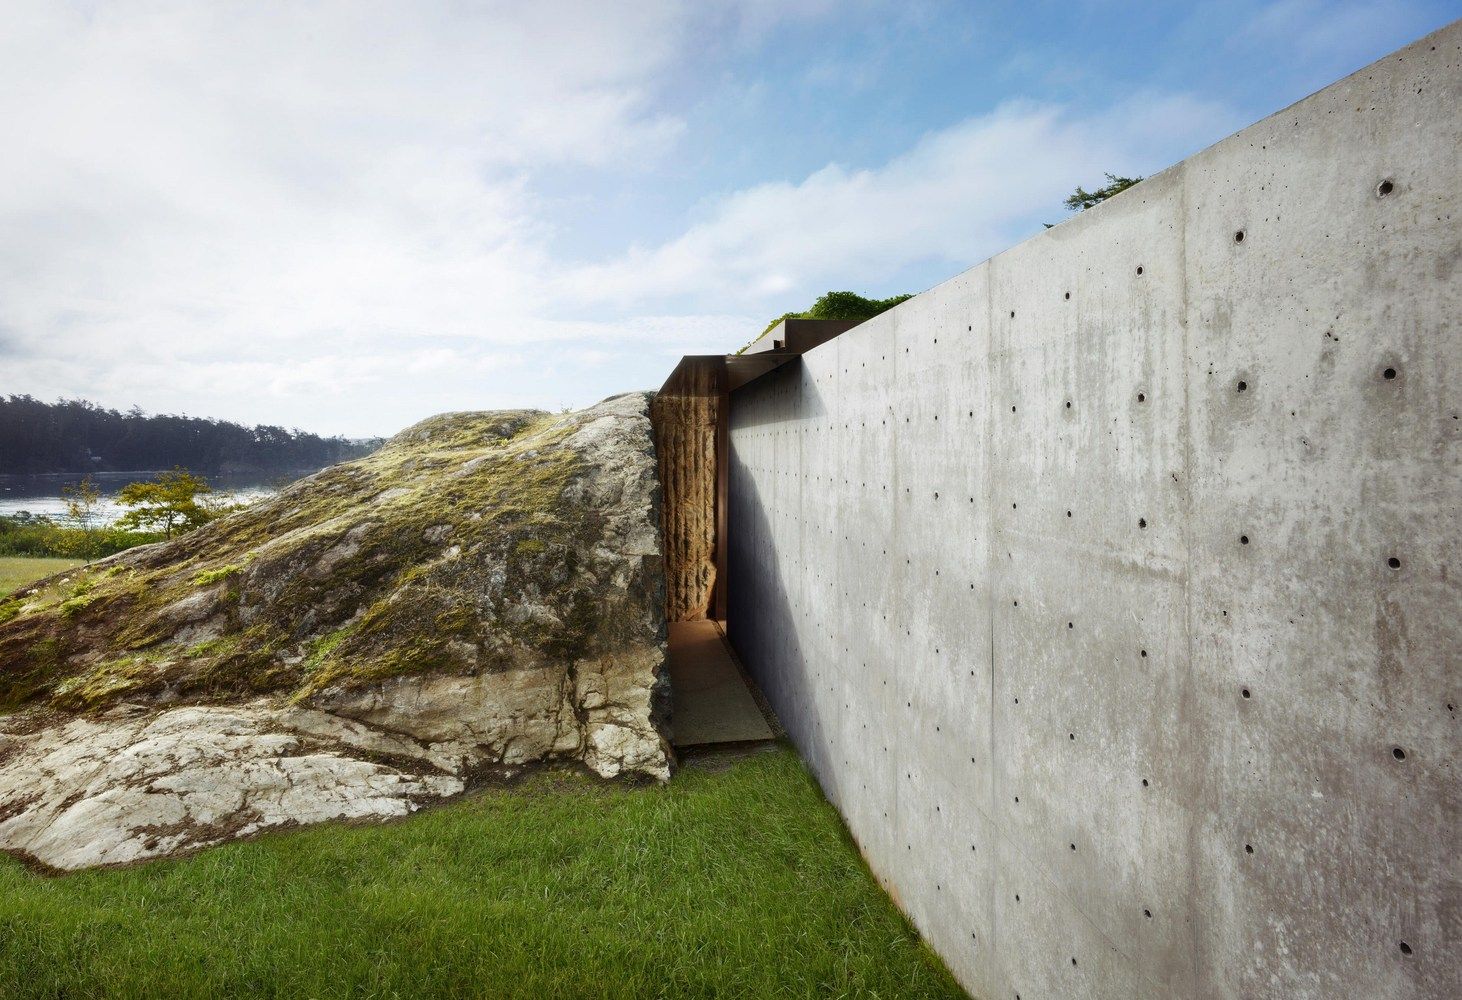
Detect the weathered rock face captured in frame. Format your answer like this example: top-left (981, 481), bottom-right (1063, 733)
top-left (0, 393), bottom-right (672, 871)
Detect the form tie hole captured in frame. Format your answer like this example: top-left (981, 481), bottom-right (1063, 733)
top-left (1383, 367), bottom-right (1397, 379)
top-left (1140, 649), bottom-right (1148, 658)
top-left (1136, 265), bottom-right (1144, 275)
top-left (1144, 909), bottom-right (1152, 918)
top-left (1377, 179), bottom-right (1394, 197)
top-left (1141, 778), bottom-right (1149, 787)
top-left (1237, 380), bottom-right (1248, 392)
top-left (1240, 535), bottom-right (1250, 545)
top-left (1064, 291), bottom-right (1070, 300)
top-left (1388, 556), bottom-right (1401, 569)
top-left (1137, 392), bottom-right (1146, 402)
top-left (1393, 746), bottom-right (1407, 761)
top-left (1234, 230), bottom-right (1245, 243)
top-left (1245, 844), bottom-right (1254, 854)
top-left (1138, 518), bottom-right (1147, 528)
top-left (1399, 941), bottom-right (1412, 955)
top-left (1242, 687), bottom-right (1251, 699)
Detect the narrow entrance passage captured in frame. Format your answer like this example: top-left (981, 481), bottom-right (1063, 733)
top-left (666, 620), bottom-right (773, 749)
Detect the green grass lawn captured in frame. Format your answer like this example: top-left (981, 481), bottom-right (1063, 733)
top-left (0, 749), bottom-right (965, 1000)
top-left (0, 557), bottom-right (84, 598)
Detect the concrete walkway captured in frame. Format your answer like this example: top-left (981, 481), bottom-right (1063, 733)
top-left (667, 620), bottom-right (774, 748)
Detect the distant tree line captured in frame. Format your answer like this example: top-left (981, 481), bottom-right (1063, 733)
top-left (0, 395), bottom-right (379, 475)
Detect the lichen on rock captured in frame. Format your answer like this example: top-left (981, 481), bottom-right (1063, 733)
top-left (0, 393), bottom-right (672, 871)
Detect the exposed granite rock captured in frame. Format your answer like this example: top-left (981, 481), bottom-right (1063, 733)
top-left (0, 703), bottom-right (465, 871)
top-left (0, 393), bottom-right (671, 871)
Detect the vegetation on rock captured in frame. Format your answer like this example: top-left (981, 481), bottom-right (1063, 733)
top-left (0, 396), bottom-right (663, 715)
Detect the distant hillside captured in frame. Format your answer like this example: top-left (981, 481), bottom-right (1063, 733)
top-left (0, 395), bottom-right (380, 475)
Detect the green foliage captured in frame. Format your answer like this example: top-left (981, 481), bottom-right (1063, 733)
top-left (0, 750), bottom-right (963, 999)
top-left (744, 290), bottom-right (914, 353)
top-left (57, 580), bottom-right (98, 619)
top-left (0, 515), bottom-right (162, 560)
top-left (185, 637), bottom-right (230, 657)
top-left (1063, 172), bottom-right (1144, 212)
top-left (60, 476), bottom-right (104, 561)
top-left (302, 626), bottom-right (353, 672)
top-left (191, 564), bottom-right (242, 586)
top-left (115, 468), bottom-right (230, 539)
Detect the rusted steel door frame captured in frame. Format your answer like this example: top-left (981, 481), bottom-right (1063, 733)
top-left (713, 361), bottom-right (729, 622)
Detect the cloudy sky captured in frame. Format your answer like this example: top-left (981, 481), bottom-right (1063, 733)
top-left (2, 1), bottom-right (1454, 437)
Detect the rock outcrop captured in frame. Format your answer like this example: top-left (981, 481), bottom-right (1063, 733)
top-left (0, 393), bottom-right (671, 871)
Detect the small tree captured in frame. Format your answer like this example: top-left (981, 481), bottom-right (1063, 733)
top-left (1063, 173), bottom-right (1143, 213)
top-left (747, 290), bottom-right (915, 351)
top-left (60, 475), bottom-right (103, 561)
top-left (116, 468), bottom-right (218, 539)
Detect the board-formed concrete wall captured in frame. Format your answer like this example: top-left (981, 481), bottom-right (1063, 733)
top-left (727, 24), bottom-right (1459, 1000)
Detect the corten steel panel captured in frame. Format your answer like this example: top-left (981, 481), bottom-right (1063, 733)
top-left (653, 357), bottom-right (723, 622)
top-left (725, 24), bottom-right (1459, 1000)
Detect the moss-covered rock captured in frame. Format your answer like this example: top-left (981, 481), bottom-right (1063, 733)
top-left (0, 394), bottom-right (673, 869)
top-left (1, 394), bottom-right (662, 708)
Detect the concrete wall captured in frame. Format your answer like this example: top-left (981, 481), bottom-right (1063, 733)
top-left (727, 25), bottom-right (1459, 1000)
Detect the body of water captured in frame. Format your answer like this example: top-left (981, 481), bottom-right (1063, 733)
top-left (0, 471), bottom-right (311, 525)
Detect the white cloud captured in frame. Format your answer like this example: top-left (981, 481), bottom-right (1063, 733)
top-left (0, 0), bottom-right (689, 358)
top-left (0, 0), bottom-right (843, 432)
top-left (0, 0), bottom-right (1245, 436)
top-left (558, 93), bottom-right (1240, 308)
